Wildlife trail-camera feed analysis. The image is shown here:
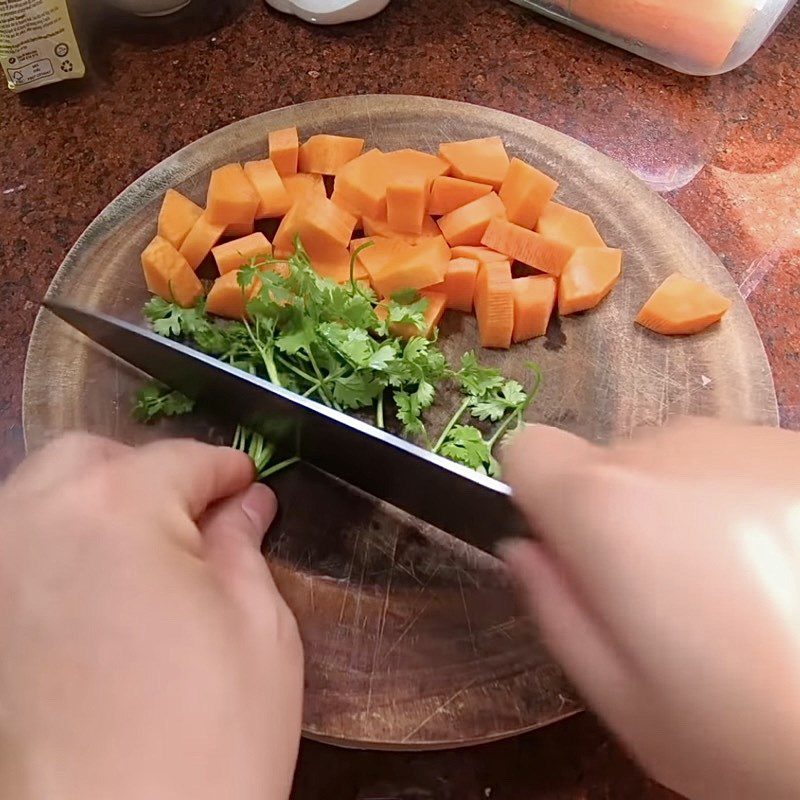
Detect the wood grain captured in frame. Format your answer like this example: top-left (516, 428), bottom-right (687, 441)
top-left (22, 95), bottom-right (778, 749)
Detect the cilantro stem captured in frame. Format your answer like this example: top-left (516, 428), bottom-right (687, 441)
top-left (376, 390), bottom-right (385, 429)
top-left (259, 456), bottom-right (300, 479)
top-left (275, 355), bottom-right (318, 386)
top-left (349, 241), bottom-right (373, 297)
top-left (486, 365), bottom-right (543, 450)
top-left (306, 348), bottom-right (338, 409)
top-left (432, 397), bottom-right (472, 454)
top-left (486, 408), bottom-right (521, 450)
top-left (243, 319), bottom-right (281, 386)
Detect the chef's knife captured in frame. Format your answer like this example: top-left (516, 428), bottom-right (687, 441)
top-left (44, 300), bottom-right (529, 553)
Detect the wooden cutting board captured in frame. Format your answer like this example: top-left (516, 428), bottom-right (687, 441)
top-left (22, 95), bottom-right (778, 749)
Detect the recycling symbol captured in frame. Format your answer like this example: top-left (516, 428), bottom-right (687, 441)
top-left (60, 60), bottom-right (73, 73)
top-left (12, 70), bottom-right (23, 82)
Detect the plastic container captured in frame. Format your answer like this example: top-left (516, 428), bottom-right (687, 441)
top-left (510, 0), bottom-right (797, 75)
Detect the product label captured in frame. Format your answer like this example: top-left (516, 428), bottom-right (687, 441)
top-left (0, 0), bottom-right (85, 92)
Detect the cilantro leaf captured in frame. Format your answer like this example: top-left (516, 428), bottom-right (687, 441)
top-left (439, 425), bottom-right (493, 471)
top-left (143, 297), bottom-right (208, 339)
top-left (469, 379), bottom-right (529, 421)
top-left (394, 390), bottom-right (426, 436)
top-left (414, 379), bottom-right (435, 411)
top-left (275, 313), bottom-right (316, 355)
top-left (390, 288), bottom-right (419, 305)
top-left (132, 382), bottom-right (195, 423)
top-left (333, 371), bottom-right (385, 409)
top-left (456, 351), bottom-right (505, 397)
top-left (387, 290), bottom-right (428, 330)
top-left (138, 239), bottom-right (542, 481)
top-left (368, 343), bottom-right (399, 371)
top-left (318, 324), bottom-right (375, 367)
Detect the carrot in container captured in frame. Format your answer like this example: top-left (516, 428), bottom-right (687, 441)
top-left (515, 0), bottom-right (773, 74)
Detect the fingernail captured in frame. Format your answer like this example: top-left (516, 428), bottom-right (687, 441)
top-left (241, 483), bottom-right (277, 532)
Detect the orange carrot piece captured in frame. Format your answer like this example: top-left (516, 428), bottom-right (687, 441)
top-left (351, 237), bottom-right (410, 284)
top-left (377, 290), bottom-right (448, 339)
top-left (212, 232), bottom-right (272, 276)
top-left (386, 175), bottom-right (427, 235)
top-left (512, 276), bottom-right (557, 342)
top-left (559, 247), bottom-right (622, 315)
top-left (224, 221), bottom-right (255, 238)
top-left (362, 212), bottom-right (440, 244)
top-left (272, 195), bottom-right (357, 260)
top-left (283, 173), bottom-right (327, 206)
top-left (331, 149), bottom-right (389, 219)
top-left (383, 149), bottom-right (450, 184)
top-left (450, 245), bottom-right (509, 264)
top-left (427, 176), bottom-right (493, 216)
top-left (308, 245), bottom-right (369, 284)
top-left (269, 127), bottom-right (299, 177)
top-left (482, 217), bottom-right (573, 277)
top-left (499, 158), bottom-right (559, 229)
top-left (142, 235), bottom-right (204, 308)
top-left (206, 270), bottom-right (261, 321)
top-left (371, 236), bottom-right (450, 298)
top-left (437, 191), bottom-right (506, 247)
top-left (179, 213), bottom-right (227, 270)
top-left (244, 159), bottom-right (292, 219)
top-left (298, 134), bottom-right (365, 175)
top-left (635, 272), bottom-right (731, 335)
top-left (205, 163), bottom-right (260, 227)
top-left (428, 257), bottom-right (480, 312)
top-left (474, 261), bottom-right (514, 349)
top-left (439, 137), bottom-right (510, 189)
top-left (535, 201), bottom-right (605, 248)
top-left (157, 189), bottom-right (203, 250)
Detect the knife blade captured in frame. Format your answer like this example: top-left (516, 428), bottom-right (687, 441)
top-left (44, 300), bottom-right (529, 553)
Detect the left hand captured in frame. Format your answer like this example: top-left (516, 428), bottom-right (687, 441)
top-left (0, 433), bottom-right (303, 800)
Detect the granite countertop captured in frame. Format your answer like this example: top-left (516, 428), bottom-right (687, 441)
top-left (1, 0), bottom-right (798, 796)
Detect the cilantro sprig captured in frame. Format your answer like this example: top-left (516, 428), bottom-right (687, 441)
top-left (136, 238), bottom-right (542, 479)
top-left (132, 382), bottom-right (195, 423)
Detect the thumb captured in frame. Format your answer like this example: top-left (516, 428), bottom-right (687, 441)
top-left (200, 483), bottom-right (281, 593)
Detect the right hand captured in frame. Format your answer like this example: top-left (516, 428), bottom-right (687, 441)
top-left (500, 419), bottom-right (800, 800)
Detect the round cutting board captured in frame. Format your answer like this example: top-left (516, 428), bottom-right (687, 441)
top-left (23, 96), bottom-right (778, 749)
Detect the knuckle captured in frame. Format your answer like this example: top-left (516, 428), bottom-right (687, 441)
top-left (248, 591), bottom-right (303, 654)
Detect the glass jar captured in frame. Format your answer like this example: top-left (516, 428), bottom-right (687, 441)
top-left (510, 0), bottom-right (797, 75)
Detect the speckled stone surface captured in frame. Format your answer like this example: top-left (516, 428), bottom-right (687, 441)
top-left (0, 0), bottom-right (798, 795)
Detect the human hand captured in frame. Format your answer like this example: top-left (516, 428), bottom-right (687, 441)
top-left (501, 419), bottom-right (800, 800)
top-left (0, 434), bottom-right (303, 800)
